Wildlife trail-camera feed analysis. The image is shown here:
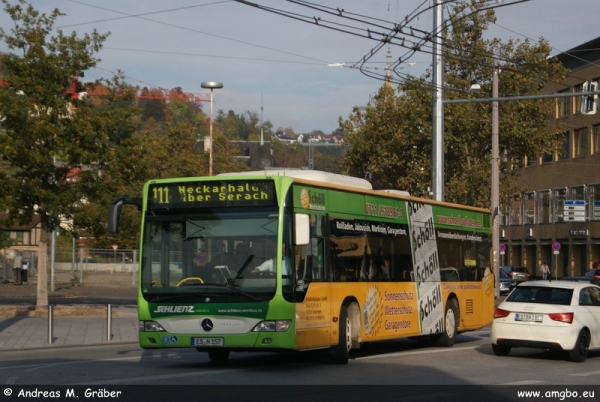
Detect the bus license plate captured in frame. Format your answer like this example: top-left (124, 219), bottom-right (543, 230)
top-left (192, 337), bottom-right (223, 347)
top-left (515, 313), bottom-right (542, 322)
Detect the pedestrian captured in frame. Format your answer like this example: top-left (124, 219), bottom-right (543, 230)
top-left (593, 259), bottom-right (599, 270)
top-left (540, 261), bottom-right (550, 280)
top-left (21, 258), bottom-right (29, 284)
top-left (13, 253), bottom-right (22, 285)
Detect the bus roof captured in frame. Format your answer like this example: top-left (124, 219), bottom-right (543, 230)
top-left (218, 169), bottom-right (374, 190)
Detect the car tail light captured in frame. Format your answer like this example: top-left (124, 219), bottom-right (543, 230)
top-left (549, 312), bottom-right (573, 324)
top-left (525, 273), bottom-right (531, 278)
top-left (508, 272), bottom-right (515, 277)
top-left (494, 308), bottom-right (510, 318)
top-left (594, 275), bottom-right (600, 279)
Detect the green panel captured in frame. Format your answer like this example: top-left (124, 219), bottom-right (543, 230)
top-left (364, 195), bottom-right (409, 224)
top-left (146, 302), bottom-right (270, 319)
top-left (293, 185), bottom-right (328, 213)
top-left (328, 190), bottom-right (367, 215)
top-left (431, 205), bottom-right (491, 233)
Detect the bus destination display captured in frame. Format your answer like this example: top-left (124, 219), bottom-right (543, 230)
top-left (148, 180), bottom-right (275, 209)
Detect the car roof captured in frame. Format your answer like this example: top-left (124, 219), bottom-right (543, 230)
top-left (517, 279), bottom-right (600, 291)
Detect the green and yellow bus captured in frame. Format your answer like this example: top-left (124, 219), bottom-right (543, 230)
top-left (108, 170), bottom-right (494, 364)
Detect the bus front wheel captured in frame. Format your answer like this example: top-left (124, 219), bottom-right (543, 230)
top-left (433, 298), bottom-right (458, 347)
top-left (330, 305), bottom-right (351, 364)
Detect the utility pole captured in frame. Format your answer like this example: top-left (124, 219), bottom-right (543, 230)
top-left (431, 0), bottom-right (444, 201)
top-left (491, 56), bottom-right (500, 299)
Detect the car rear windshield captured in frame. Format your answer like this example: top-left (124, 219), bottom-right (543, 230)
top-left (506, 287), bottom-right (573, 305)
top-left (514, 268), bottom-right (529, 273)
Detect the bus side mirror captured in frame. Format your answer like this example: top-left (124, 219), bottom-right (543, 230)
top-left (294, 214), bottom-right (310, 246)
top-left (108, 197), bottom-right (141, 234)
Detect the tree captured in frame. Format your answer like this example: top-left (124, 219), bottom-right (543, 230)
top-left (0, 0), bottom-right (137, 308)
top-left (0, 230), bottom-right (13, 250)
top-left (340, 1), bottom-right (567, 207)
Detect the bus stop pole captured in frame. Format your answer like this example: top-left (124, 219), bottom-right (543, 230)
top-left (106, 304), bottom-right (112, 341)
top-left (48, 306), bottom-right (53, 344)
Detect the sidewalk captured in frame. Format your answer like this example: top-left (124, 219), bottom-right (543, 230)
top-left (0, 306), bottom-right (139, 350)
top-left (0, 269), bottom-right (139, 351)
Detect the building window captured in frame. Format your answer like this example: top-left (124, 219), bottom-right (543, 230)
top-left (557, 89), bottom-right (571, 118)
top-left (593, 124), bottom-right (600, 154)
top-left (553, 188), bottom-right (567, 223)
top-left (509, 199), bottom-right (522, 226)
top-left (571, 185), bottom-right (585, 201)
top-left (12, 231), bottom-right (24, 245)
top-left (523, 192), bottom-right (535, 224)
top-left (526, 156), bottom-right (538, 167)
top-left (541, 153), bottom-right (553, 163)
top-left (575, 83), bottom-right (584, 114)
top-left (536, 190), bottom-right (551, 224)
top-left (558, 131), bottom-right (570, 160)
top-left (574, 127), bottom-right (589, 157)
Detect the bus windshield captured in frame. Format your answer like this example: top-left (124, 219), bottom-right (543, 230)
top-left (140, 208), bottom-right (282, 302)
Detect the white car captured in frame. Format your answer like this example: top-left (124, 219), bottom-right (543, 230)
top-left (491, 280), bottom-right (600, 362)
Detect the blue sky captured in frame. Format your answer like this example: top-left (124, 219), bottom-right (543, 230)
top-left (0, 0), bottom-right (598, 134)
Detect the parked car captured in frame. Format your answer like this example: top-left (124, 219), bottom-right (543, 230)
top-left (491, 280), bottom-right (600, 362)
top-left (499, 270), bottom-right (517, 295)
top-left (584, 269), bottom-right (600, 279)
top-left (559, 276), bottom-right (600, 286)
top-left (501, 266), bottom-right (531, 282)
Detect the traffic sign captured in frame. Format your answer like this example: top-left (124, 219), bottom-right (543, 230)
top-left (499, 244), bottom-right (506, 252)
top-left (552, 242), bottom-right (561, 251)
top-left (111, 244), bottom-right (118, 251)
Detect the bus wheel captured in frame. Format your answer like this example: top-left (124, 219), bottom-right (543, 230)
top-left (433, 298), bottom-right (458, 347)
top-left (330, 305), bottom-right (351, 364)
top-left (207, 350), bottom-right (230, 363)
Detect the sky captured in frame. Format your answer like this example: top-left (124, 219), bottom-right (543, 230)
top-left (0, 0), bottom-right (598, 134)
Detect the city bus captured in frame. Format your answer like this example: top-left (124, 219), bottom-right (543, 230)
top-left (108, 170), bottom-right (494, 364)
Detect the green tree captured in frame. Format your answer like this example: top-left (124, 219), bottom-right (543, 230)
top-left (340, 1), bottom-right (567, 207)
top-left (0, 230), bottom-right (13, 250)
top-left (0, 0), bottom-right (137, 308)
top-left (272, 138), bottom-right (306, 168)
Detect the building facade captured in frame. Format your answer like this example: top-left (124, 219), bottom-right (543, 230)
top-left (501, 37), bottom-right (600, 278)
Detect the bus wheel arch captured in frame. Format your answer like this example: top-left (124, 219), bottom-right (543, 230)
top-left (330, 299), bottom-right (359, 364)
top-left (433, 297), bottom-right (459, 347)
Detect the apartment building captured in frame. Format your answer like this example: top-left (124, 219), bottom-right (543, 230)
top-left (501, 37), bottom-right (600, 278)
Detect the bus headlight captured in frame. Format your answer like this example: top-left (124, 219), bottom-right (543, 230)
top-left (251, 320), bottom-right (292, 332)
top-left (139, 321), bottom-right (166, 332)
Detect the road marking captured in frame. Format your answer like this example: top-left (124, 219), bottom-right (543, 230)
top-left (0, 356), bottom-right (142, 371)
top-left (500, 380), bottom-right (545, 385)
top-left (571, 370), bottom-right (600, 377)
top-left (355, 345), bottom-right (480, 361)
top-left (5, 377), bottom-right (17, 384)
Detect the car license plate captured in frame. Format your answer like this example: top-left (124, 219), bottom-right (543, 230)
top-left (192, 337), bottom-right (223, 347)
top-left (515, 313), bottom-right (542, 322)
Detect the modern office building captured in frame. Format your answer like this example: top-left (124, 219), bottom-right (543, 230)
top-left (501, 37), bottom-right (600, 278)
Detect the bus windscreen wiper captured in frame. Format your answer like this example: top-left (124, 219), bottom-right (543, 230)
top-left (210, 283), bottom-right (262, 301)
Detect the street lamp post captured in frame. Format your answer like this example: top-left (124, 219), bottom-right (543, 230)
top-left (469, 57), bottom-right (500, 299)
top-left (201, 81), bottom-right (223, 176)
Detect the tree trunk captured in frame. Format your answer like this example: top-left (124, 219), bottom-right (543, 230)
top-left (36, 238), bottom-right (48, 309)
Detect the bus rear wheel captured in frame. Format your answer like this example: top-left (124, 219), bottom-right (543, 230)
top-left (330, 305), bottom-right (351, 364)
top-left (433, 298), bottom-right (458, 347)
top-left (207, 349), bottom-right (230, 363)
